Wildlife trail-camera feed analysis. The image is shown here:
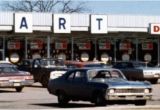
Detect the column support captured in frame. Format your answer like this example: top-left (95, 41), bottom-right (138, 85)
top-left (47, 36), bottom-right (51, 58)
top-left (94, 38), bottom-right (97, 60)
top-left (136, 38), bottom-right (138, 62)
top-left (114, 39), bottom-right (117, 62)
top-left (2, 36), bottom-right (5, 60)
top-left (25, 37), bottom-right (28, 59)
top-left (71, 37), bottom-right (74, 61)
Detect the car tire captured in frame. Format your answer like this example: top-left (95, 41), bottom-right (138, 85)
top-left (15, 87), bottom-right (23, 92)
top-left (94, 93), bottom-right (107, 106)
top-left (150, 79), bottom-right (158, 84)
top-left (135, 100), bottom-right (146, 106)
top-left (58, 91), bottom-right (69, 106)
top-left (41, 75), bottom-right (49, 88)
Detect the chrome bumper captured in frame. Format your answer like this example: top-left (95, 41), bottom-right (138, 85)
top-left (106, 93), bottom-right (152, 101)
top-left (143, 74), bottom-right (160, 79)
top-left (0, 80), bottom-right (34, 87)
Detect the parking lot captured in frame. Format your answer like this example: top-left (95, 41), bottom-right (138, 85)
top-left (0, 82), bottom-right (159, 109)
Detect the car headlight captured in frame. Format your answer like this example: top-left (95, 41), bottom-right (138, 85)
top-left (144, 89), bottom-right (149, 93)
top-left (109, 89), bottom-right (115, 94)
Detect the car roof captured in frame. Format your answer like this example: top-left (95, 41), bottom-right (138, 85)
top-left (65, 61), bottom-right (106, 67)
top-left (68, 67), bottom-right (119, 72)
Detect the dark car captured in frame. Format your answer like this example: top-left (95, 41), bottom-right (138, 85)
top-left (48, 68), bottom-right (152, 106)
top-left (113, 61), bottom-right (160, 84)
top-left (0, 61), bottom-right (34, 92)
top-left (18, 58), bottom-right (67, 87)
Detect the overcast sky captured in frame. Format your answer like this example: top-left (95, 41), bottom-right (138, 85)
top-left (0, 0), bottom-right (160, 15)
top-left (85, 0), bottom-right (160, 15)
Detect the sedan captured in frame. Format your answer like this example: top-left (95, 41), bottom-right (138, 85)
top-left (48, 68), bottom-right (152, 106)
top-left (0, 61), bottom-right (34, 92)
top-left (113, 61), bottom-right (160, 84)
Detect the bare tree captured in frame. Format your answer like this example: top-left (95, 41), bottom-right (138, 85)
top-left (1, 0), bottom-right (89, 13)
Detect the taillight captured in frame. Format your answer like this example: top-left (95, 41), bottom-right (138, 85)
top-left (0, 77), bottom-right (9, 81)
top-left (24, 75), bottom-right (33, 80)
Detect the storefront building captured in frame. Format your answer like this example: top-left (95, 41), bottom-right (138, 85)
top-left (0, 12), bottom-right (160, 65)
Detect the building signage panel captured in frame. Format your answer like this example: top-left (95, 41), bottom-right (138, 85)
top-left (55, 42), bottom-right (67, 50)
top-left (15, 13), bottom-right (32, 33)
top-left (78, 42), bottom-right (91, 50)
top-left (8, 40), bottom-right (21, 50)
top-left (30, 40), bottom-right (43, 50)
top-left (54, 14), bottom-right (71, 33)
top-left (91, 15), bottom-right (108, 34)
top-left (150, 23), bottom-right (160, 35)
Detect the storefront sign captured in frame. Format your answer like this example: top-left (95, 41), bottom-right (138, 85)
top-left (54, 14), bottom-right (71, 33)
top-left (91, 15), bottom-right (108, 34)
top-left (78, 42), bottom-right (91, 50)
top-left (122, 53), bottom-right (130, 61)
top-left (98, 40), bottom-right (111, 50)
top-left (14, 13), bottom-right (110, 34)
top-left (101, 53), bottom-right (109, 62)
top-left (81, 52), bottom-right (89, 62)
top-left (8, 41), bottom-right (21, 50)
top-left (15, 13), bottom-right (32, 33)
top-left (58, 53), bottom-right (66, 60)
top-left (142, 42), bottom-right (153, 50)
top-left (30, 40), bottom-right (43, 50)
top-left (9, 53), bottom-right (20, 63)
top-left (119, 42), bottom-right (131, 50)
top-left (150, 23), bottom-right (160, 34)
top-left (144, 53), bottom-right (152, 61)
top-left (55, 42), bottom-right (67, 49)
top-left (32, 53), bottom-right (41, 59)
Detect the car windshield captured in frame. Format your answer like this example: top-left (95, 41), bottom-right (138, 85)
top-left (88, 70), bottom-right (124, 80)
top-left (0, 67), bottom-right (18, 73)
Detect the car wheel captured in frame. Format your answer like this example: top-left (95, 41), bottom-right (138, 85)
top-left (135, 100), bottom-right (146, 106)
top-left (15, 87), bottom-right (23, 92)
top-left (41, 75), bottom-right (49, 88)
top-left (58, 91), bottom-right (69, 106)
top-left (94, 93), bottom-right (107, 106)
top-left (150, 79), bottom-right (158, 84)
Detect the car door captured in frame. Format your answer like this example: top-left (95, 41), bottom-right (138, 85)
top-left (64, 70), bottom-right (90, 99)
top-left (71, 70), bottom-right (90, 99)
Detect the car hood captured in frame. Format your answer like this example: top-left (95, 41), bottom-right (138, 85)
top-left (137, 67), bottom-right (160, 70)
top-left (92, 78), bottom-right (151, 88)
top-left (0, 71), bottom-right (30, 77)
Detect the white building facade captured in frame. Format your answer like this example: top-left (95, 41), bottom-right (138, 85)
top-left (0, 12), bottom-right (160, 65)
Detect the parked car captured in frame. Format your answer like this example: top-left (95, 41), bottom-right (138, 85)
top-left (18, 58), bottom-right (68, 87)
top-left (65, 61), bottom-right (110, 68)
top-left (0, 61), bottom-right (34, 92)
top-left (113, 61), bottom-right (160, 84)
top-left (48, 68), bottom-right (152, 106)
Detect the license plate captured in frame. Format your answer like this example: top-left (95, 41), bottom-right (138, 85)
top-left (154, 74), bottom-right (159, 77)
top-left (126, 96), bottom-right (135, 100)
top-left (14, 83), bottom-right (21, 87)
